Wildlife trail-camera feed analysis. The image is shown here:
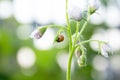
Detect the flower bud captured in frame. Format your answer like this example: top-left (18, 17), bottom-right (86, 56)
top-left (89, 0), bottom-right (99, 14)
top-left (30, 27), bottom-right (46, 39)
top-left (56, 34), bottom-right (64, 42)
top-left (75, 47), bottom-right (81, 58)
top-left (69, 6), bottom-right (82, 21)
top-left (77, 54), bottom-right (87, 67)
top-left (101, 43), bottom-right (113, 58)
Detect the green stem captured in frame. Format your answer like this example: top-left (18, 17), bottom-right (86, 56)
top-left (75, 39), bottom-right (107, 51)
top-left (81, 39), bottom-right (107, 54)
top-left (67, 48), bottom-right (75, 80)
top-left (80, 44), bottom-right (85, 55)
top-left (74, 22), bottom-right (79, 45)
top-left (78, 14), bottom-right (90, 37)
top-left (37, 24), bottom-right (67, 31)
top-left (66, 22), bottom-right (79, 80)
top-left (66, 0), bottom-right (73, 80)
top-left (77, 5), bottom-right (91, 40)
top-left (66, 0), bottom-right (72, 50)
top-left (81, 40), bottom-right (107, 44)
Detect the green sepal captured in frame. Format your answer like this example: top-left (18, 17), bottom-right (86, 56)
top-left (89, 7), bottom-right (97, 14)
top-left (38, 27), bottom-right (47, 35)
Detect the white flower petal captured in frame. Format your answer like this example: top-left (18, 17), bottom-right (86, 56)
top-left (69, 6), bottom-right (82, 21)
top-left (101, 44), bottom-right (113, 57)
top-left (30, 29), bottom-right (41, 39)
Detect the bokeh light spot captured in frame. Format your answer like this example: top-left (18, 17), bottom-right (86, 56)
top-left (17, 47), bottom-right (36, 68)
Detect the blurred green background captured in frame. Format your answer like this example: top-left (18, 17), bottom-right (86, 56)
top-left (0, 0), bottom-right (120, 80)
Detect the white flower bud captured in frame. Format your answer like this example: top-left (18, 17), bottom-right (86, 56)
top-left (89, 0), bottom-right (99, 14)
top-left (69, 6), bottom-right (82, 21)
top-left (30, 29), bottom-right (42, 39)
top-left (101, 44), bottom-right (113, 58)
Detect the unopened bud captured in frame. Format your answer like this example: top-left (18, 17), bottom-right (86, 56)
top-left (75, 47), bottom-right (81, 58)
top-left (69, 6), bottom-right (82, 21)
top-left (30, 27), bottom-right (46, 39)
top-left (89, 0), bottom-right (99, 14)
top-left (101, 43), bottom-right (113, 58)
top-left (77, 54), bottom-right (87, 67)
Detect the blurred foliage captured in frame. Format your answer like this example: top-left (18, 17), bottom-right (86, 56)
top-left (100, 0), bottom-right (110, 6)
